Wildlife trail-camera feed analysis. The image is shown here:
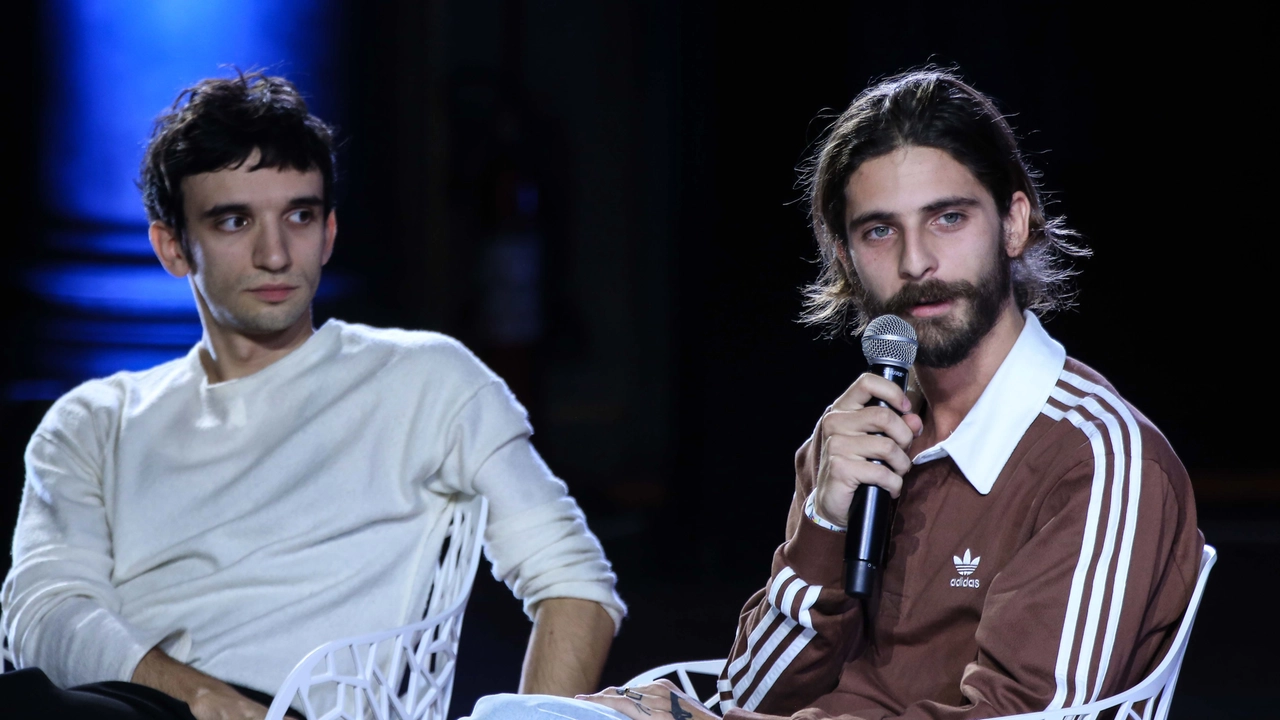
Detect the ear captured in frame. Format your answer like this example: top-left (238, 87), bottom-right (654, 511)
top-left (149, 222), bottom-right (193, 278)
top-left (321, 209), bottom-right (338, 265)
top-left (1004, 191), bottom-right (1032, 258)
top-left (833, 235), bottom-right (854, 272)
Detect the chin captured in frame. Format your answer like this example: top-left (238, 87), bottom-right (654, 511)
top-left (227, 305), bottom-right (310, 336)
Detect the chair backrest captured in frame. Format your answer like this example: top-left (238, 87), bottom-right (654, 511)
top-left (265, 495), bottom-right (489, 720)
top-left (627, 544), bottom-right (1217, 720)
top-left (625, 660), bottom-right (728, 708)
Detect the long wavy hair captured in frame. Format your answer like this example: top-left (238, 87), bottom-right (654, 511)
top-left (801, 68), bottom-right (1089, 336)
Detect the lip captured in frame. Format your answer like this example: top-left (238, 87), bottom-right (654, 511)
top-left (909, 299), bottom-right (954, 318)
top-left (247, 284), bottom-right (298, 302)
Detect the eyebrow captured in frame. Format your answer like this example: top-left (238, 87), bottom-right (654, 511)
top-left (846, 195), bottom-right (983, 232)
top-left (200, 195), bottom-right (324, 220)
top-left (201, 203), bottom-right (251, 220)
top-left (919, 195), bottom-right (982, 214)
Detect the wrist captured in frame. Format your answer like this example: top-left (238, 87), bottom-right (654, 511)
top-left (132, 648), bottom-right (225, 704)
top-left (804, 490), bottom-right (847, 533)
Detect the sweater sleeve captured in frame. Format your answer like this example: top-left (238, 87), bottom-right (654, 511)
top-left (718, 432), bottom-right (866, 717)
top-left (431, 378), bottom-right (626, 632)
top-left (475, 439), bottom-right (627, 632)
top-left (2, 399), bottom-right (170, 687)
top-left (725, 450), bottom-right (1201, 720)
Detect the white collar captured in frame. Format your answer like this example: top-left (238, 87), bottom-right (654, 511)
top-left (910, 311), bottom-right (1066, 495)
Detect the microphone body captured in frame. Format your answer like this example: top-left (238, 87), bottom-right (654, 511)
top-left (844, 361), bottom-right (908, 598)
top-left (844, 315), bottom-right (917, 599)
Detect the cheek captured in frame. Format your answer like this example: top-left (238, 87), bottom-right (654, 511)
top-left (190, 247), bottom-right (245, 293)
top-left (849, 250), bottom-right (893, 294)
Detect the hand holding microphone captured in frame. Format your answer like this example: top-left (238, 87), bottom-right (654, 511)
top-left (810, 315), bottom-right (920, 598)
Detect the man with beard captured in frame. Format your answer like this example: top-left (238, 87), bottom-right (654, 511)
top-left (559, 70), bottom-right (1204, 720)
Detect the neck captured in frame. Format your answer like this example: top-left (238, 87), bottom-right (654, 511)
top-left (913, 301), bottom-right (1024, 450)
top-left (196, 307), bottom-right (316, 384)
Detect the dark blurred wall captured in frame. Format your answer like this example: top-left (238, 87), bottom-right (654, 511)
top-left (2, 1), bottom-right (1274, 718)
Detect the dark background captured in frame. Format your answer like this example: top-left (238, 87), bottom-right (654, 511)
top-left (1, 2), bottom-right (1274, 719)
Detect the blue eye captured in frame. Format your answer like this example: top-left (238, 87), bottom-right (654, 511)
top-left (939, 212), bottom-right (963, 225)
top-left (867, 226), bottom-right (892, 240)
top-left (286, 209), bottom-right (314, 224)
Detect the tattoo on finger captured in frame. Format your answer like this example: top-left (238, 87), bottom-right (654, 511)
top-left (632, 700), bottom-right (652, 716)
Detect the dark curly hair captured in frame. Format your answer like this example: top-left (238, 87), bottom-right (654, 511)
top-left (801, 68), bottom-right (1088, 336)
top-left (138, 71), bottom-right (336, 262)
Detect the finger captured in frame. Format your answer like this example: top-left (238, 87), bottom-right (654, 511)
top-left (903, 412), bottom-right (924, 438)
top-left (822, 452), bottom-right (905, 498)
top-left (825, 434), bottom-right (913, 477)
top-left (579, 694), bottom-right (654, 719)
top-left (632, 682), bottom-right (674, 698)
top-left (831, 373), bottom-right (912, 413)
top-left (820, 406), bottom-right (917, 450)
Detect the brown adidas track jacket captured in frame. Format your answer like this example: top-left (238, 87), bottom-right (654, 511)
top-left (718, 313), bottom-right (1202, 720)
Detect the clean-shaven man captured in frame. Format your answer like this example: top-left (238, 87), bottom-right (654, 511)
top-left (3, 72), bottom-right (624, 720)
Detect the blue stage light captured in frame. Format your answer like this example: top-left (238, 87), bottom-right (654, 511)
top-left (41, 0), bottom-right (338, 225)
top-left (26, 264), bottom-right (200, 316)
top-left (25, 264), bottom-right (354, 316)
top-left (17, 0), bottom-right (342, 396)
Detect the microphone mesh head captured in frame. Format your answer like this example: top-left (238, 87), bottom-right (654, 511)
top-left (861, 315), bottom-right (918, 367)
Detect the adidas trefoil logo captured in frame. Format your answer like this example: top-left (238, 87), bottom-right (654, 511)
top-left (950, 549), bottom-right (981, 588)
top-left (953, 549), bottom-right (980, 576)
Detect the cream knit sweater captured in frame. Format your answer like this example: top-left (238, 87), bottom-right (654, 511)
top-left (3, 320), bottom-right (625, 695)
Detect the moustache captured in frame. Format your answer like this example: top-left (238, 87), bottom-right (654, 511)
top-left (881, 279), bottom-right (979, 317)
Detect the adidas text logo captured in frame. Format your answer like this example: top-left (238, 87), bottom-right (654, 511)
top-left (950, 549), bottom-right (981, 588)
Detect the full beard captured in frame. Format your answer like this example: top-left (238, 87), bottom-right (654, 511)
top-left (857, 254), bottom-right (1011, 369)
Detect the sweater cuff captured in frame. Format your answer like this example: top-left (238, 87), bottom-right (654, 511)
top-left (782, 511), bottom-right (847, 588)
top-left (27, 598), bottom-right (156, 687)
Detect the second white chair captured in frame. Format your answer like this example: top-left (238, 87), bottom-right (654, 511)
top-left (265, 495), bottom-right (488, 720)
top-left (627, 544), bottom-right (1217, 720)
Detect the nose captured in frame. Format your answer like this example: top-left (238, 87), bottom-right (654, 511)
top-left (253, 219), bottom-right (292, 272)
top-left (897, 226), bottom-right (937, 281)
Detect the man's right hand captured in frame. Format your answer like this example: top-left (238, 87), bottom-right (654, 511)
top-left (132, 648), bottom-right (270, 720)
top-left (812, 372), bottom-right (923, 527)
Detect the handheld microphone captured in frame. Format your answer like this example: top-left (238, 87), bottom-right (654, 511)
top-left (845, 314), bottom-right (918, 598)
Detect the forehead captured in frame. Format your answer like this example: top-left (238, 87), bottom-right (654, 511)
top-left (181, 157), bottom-right (323, 211)
top-left (844, 146), bottom-right (993, 219)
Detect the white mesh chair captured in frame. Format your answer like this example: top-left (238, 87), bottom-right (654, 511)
top-left (265, 495), bottom-right (488, 720)
top-left (627, 544), bottom-right (1216, 720)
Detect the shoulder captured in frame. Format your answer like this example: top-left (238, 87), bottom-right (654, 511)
top-left (1037, 357), bottom-right (1191, 506)
top-left (32, 353), bottom-right (194, 455)
top-left (326, 321), bottom-right (521, 423)
top-left (329, 320), bottom-right (499, 383)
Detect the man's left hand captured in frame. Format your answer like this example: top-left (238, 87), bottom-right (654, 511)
top-left (577, 680), bottom-right (719, 720)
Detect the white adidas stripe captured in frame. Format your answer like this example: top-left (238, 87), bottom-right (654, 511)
top-left (725, 567), bottom-right (824, 709)
top-left (1067, 394), bottom-right (1128, 707)
top-left (1042, 394), bottom-right (1109, 711)
top-left (743, 627), bottom-right (817, 711)
top-left (727, 604), bottom-right (778, 680)
top-left (797, 584), bottom-right (821, 629)
top-left (779, 575), bottom-right (805, 625)
top-left (728, 569), bottom-right (798, 680)
top-left (715, 677), bottom-right (737, 711)
top-left (732, 609), bottom-right (795, 702)
top-left (1062, 372), bottom-right (1143, 703)
top-left (768, 566), bottom-right (795, 608)
top-left (1041, 375), bottom-right (1142, 709)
